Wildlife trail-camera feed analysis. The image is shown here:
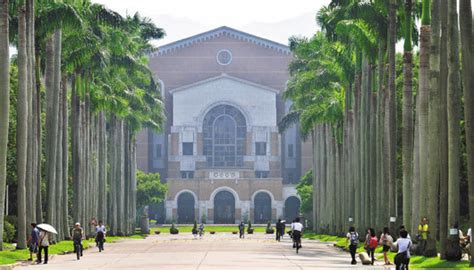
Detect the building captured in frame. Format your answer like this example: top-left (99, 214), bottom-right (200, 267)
top-left (136, 26), bottom-right (311, 224)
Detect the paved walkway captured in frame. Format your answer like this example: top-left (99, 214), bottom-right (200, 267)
top-left (14, 233), bottom-right (392, 270)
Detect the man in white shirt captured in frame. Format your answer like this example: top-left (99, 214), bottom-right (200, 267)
top-left (291, 217), bottom-right (303, 249)
top-left (392, 230), bottom-right (412, 269)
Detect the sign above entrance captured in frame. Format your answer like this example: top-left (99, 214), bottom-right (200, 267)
top-left (209, 171), bottom-right (240, 179)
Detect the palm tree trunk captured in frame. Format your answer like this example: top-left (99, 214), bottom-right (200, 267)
top-left (55, 81), bottom-right (64, 240)
top-left (35, 51), bottom-right (42, 223)
top-left (16, 1), bottom-right (29, 249)
top-left (25, 0), bottom-right (34, 225)
top-left (402, 0), bottom-right (414, 234)
top-left (427, 0), bottom-right (440, 246)
top-left (458, 0), bottom-right (474, 265)
top-left (61, 78), bottom-right (69, 236)
top-left (0, 0), bottom-right (10, 251)
top-left (418, 0), bottom-right (431, 220)
top-left (387, 0), bottom-right (397, 222)
top-left (98, 112), bottom-right (107, 223)
top-left (438, 0), bottom-right (448, 259)
top-left (447, 0), bottom-right (461, 230)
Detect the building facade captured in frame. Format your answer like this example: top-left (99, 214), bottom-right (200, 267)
top-left (136, 26), bottom-right (311, 224)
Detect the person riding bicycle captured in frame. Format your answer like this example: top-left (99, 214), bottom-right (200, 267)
top-left (95, 220), bottom-right (106, 250)
top-left (291, 217), bottom-right (303, 249)
top-left (70, 222), bottom-right (84, 257)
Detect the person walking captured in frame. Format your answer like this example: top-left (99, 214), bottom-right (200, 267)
top-left (380, 227), bottom-right (393, 265)
top-left (366, 228), bottom-right (378, 265)
top-left (37, 228), bottom-right (52, 264)
top-left (28, 223), bottom-right (40, 261)
top-left (280, 220), bottom-right (286, 240)
top-left (392, 230), bottom-right (412, 270)
top-left (239, 221), bottom-right (245, 239)
top-left (276, 219), bottom-right (282, 241)
top-left (198, 223), bottom-right (205, 239)
top-left (70, 222), bottom-right (85, 257)
top-left (346, 226), bottom-right (359, 265)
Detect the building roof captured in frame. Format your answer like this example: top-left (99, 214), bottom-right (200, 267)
top-left (169, 73), bottom-right (280, 94)
top-left (151, 26), bottom-right (291, 57)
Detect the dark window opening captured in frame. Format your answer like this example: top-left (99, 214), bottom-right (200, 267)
top-left (255, 142), bottom-right (266, 156)
top-left (255, 171), bottom-right (269, 178)
top-left (180, 171), bottom-right (194, 179)
top-left (155, 144), bottom-right (162, 158)
top-left (287, 144), bottom-right (294, 158)
top-left (182, 142), bottom-right (193, 156)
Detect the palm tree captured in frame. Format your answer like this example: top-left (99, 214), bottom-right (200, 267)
top-left (459, 0), bottom-right (474, 264)
top-left (402, 0), bottom-right (414, 234)
top-left (16, 0), bottom-right (29, 249)
top-left (447, 0), bottom-right (462, 231)
top-left (417, 0), bottom-right (431, 221)
top-left (427, 0), bottom-right (440, 249)
top-left (438, 0), bottom-right (448, 259)
top-left (0, 0), bottom-right (10, 251)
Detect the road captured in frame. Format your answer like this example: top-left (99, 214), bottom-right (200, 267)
top-left (14, 233), bottom-right (391, 270)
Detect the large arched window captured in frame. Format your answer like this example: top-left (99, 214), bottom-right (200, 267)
top-left (203, 105), bottom-right (246, 167)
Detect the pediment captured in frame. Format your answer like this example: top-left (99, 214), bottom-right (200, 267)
top-left (151, 26), bottom-right (291, 57)
top-left (169, 74), bottom-right (280, 95)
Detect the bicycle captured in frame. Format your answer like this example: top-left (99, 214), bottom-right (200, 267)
top-left (293, 230), bottom-right (302, 254)
top-left (96, 232), bottom-right (105, 252)
top-left (73, 239), bottom-right (82, 260)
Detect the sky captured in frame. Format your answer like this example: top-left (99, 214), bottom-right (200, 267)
top-left (91, 0), bottom-right (329, 46)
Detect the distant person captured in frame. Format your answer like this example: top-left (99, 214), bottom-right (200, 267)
top-left (276, 219), bottom-right (283, 241)
top-left (392, 230), bottom-right (412, 270)
top-left (280, 220), bottom-right (286, 240)
top-left (239, 222), bottom-right (245, 239)
top-left (70, 222), bottom-right (84, 257)
top-left (95, 220), bottom-right (106, 250)
top-left (199, 223), bottom-right (205, 239)
top-left (366, 228), bottom-right (378, 265)
top-left (346, 226), bottom-right (359, 265)
top-left (37, 228), bottom-right (52, 264)
top-left (400, 225), bottom-right (411, 239)
top-left (28, 223), bottom-right (40, 261)
top-left (380, 227), bottom-right (393, 265)
top-left (417, 217), bottom-right (429, 252)
top-left (291, 217), bottom-right (303, 249)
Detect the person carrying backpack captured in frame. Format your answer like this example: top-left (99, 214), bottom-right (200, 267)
top-left (346, 226), bottom-right (359, 265)
top-left (366, 228), bottom-right (378, 265)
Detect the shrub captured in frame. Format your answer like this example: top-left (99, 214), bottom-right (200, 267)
top-left (170, 223), bottom-right (179, 234)
top-left (247, 220), bottom-right (254, 234)
top-left (266, 221), bottom-right (274, 234)
top-left (3, 220), bottom-right (16, 243)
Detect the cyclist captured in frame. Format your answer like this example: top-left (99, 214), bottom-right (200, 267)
top-left (70, 222), bottom-right (84, 257)
top-left (291, 217), bottom-right (303, 252)
top-left (95, 220), bottom-right (106, 251)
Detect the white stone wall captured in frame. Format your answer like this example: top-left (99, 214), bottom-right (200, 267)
top-left (172, 75), bottom-right (277, 128)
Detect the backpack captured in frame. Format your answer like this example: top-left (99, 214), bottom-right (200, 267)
top-left (350, 232), bottom-right (359, 245)
top-left (369, 236), bottom-right (378, 249)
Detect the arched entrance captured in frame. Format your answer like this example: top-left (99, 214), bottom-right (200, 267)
top-left (177, 192), bottom-right (195, 223)
top-left (214, 190), bottom-right (235, 224)
top-left (254, 192), bottom-right (272, 223)
top-left (284, 196), bottom-right (301, 221)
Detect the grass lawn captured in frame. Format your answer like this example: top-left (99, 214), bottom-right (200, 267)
top-left (0, 234), bottom-right (146, 265)
top-left (151, 225), bottom-right (268, 234)
top-left (303, 233), bottom-right (473, 269)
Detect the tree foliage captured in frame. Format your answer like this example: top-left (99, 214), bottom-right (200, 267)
top-left (136, 171), bottom-right (167, 210)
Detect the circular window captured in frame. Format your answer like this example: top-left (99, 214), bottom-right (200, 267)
top-left (216, 49), bottom-right (232, 66)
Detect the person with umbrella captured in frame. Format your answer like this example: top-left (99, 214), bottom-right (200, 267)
top-left (37, 227), bottom-right (53, 264)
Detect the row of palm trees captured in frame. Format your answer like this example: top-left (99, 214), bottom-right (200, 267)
top-left (282, 0), bottom-right (474, 264)
top-left (0, 0), bottom-right (165, 250)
